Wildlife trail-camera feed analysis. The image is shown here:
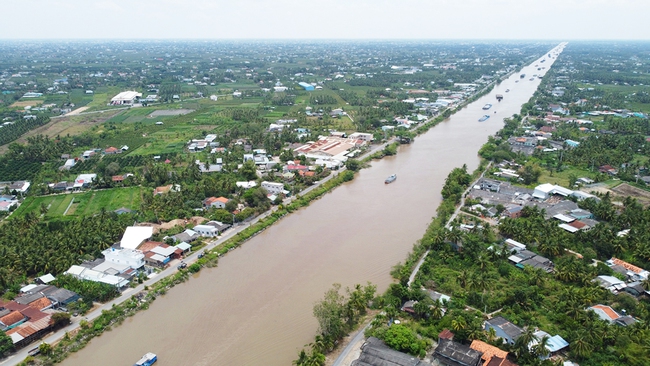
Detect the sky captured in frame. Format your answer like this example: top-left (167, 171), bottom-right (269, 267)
top-left (2, 0), bottom-right (650, 40)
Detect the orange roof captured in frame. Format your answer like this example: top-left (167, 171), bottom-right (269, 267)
top-left (27, 297), bottom-right (52, 311)
top-left (0, 311), bottom-right (26, 327)
top-left (612, 257), bottom-right (645, 274)
top-left (591, 304), bottom-right (620, 320)
top-left (204, 197), bottom-right (218, 204)
top-left (215, 197), bottom-right (229, 203)
top-left (154, 185), bottom-right (172, 195)
top-left (470, 340), bottom-right (509, 365)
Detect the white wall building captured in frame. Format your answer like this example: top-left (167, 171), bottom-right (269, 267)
top-left (193, 224), bottom-right (219, 237)
top-left (111, 91), bottom-right (142, 105)
top-left (102, 247), bottom-right (145, 270)
top-left (65, 265), bottom-right (130, 288)
top-left (261, 181), bottom-right (284, 195)
top-left (348, 132), bottom-right (373, 142)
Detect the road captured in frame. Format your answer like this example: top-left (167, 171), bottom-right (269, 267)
top-left (331, 322), bottom-right (372, 366)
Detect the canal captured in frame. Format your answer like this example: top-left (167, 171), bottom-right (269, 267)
top-left (62, 43), bottom-right (564, 366)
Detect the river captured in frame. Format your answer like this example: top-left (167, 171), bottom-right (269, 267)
top-left (62, 43), bottom-right (564, 366)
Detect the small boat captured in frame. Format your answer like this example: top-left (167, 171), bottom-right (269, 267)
top-left (505, 89), bottom-right (510, 92)
top-left (520, 74), bottom-right (526, 78)
top-left (529, 78), bottom-right (535, 81)
top-left (482, 103), bottom-right (492, 110)
top-left (479, 115), bottom-right (490, 122)
top-left (385, 174), bottom-right (397, 184)
top-left (135, 353), bottom-right (157, 366)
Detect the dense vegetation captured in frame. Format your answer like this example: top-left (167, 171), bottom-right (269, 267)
top-left (0, 213), bottom-right (133, 296)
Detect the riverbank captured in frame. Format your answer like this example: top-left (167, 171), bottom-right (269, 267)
top-left (309, 45), bottom-right (564, 366)
top-left (13, 46), bottom-right (559, 366)
top-left (4, 110), bottom-right (436, 366)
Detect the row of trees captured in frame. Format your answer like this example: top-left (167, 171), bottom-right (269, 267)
top-left (294, 283), bottom-right (376, 366)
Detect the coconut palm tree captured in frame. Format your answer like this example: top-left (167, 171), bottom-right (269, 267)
top-left (451, 316), bottom-right (467, 332)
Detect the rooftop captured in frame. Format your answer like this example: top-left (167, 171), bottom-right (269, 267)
top-left (434, 339), bottom-right (482, 366)
top-left (120, 226), bottom-right (153, 250)
top-left (470, 340), bottom-right (508, 365)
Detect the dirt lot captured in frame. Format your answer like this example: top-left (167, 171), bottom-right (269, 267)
top-left (10, 100), bottom-right (43, 108)
top-left (612, 183), bottom-right (650, 206)
top-left (64, 106), bottom-right (90, 116)
top-left (141, 216), bottom-right (206, 234)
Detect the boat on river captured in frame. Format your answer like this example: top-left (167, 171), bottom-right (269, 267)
top-left (478, 115), bottom-right (490, 122)
top-left (482, 103), bottom-right (493, 110)
top-left (520, 73), bottom-right (526, 78)
top-left (134, 353), bottom-right (157, 366)
top-left (505, 89), bottom-right (510, 92)
top-left (385, 174), bottom-right (397, 184)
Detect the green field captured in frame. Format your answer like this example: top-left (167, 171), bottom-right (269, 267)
top-left (13, 187), bottom-right (144, 221)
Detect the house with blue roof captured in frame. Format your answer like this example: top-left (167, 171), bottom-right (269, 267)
top-left (530, 330), bottom-right (569, 359)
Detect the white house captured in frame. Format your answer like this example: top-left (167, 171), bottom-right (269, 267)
top-left (193, 225), bottom-right (218, 237)
top-left (102, 247), bottom-right (145, 270)
top-left (73, 174), bottom-right (96, 189)
top-left (261, 181), bottom-right (284, 195)
top-left (348, 132), bottom-right (374, 142)
top-left (236, 181), bottom-right (257, 189)
top-left (533, 183), bottom-right (573, 200)
top-left (193, 221), bottom-right (230, 237)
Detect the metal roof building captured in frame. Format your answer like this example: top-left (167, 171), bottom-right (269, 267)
top-left (298, 82), bottom-right (314, 91)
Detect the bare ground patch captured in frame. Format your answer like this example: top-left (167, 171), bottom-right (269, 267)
top-left (64, 106), bottom-right (90, 116)
top-left (612, 183), bottom-right (650, 205)
top-left (10, 100), bottom-right (42, 108)
top-left (0, 110), bottom-right (124, 154)
top-left (141, 216), bottom-right (207, 234)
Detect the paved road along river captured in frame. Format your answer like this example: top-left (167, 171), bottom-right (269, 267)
top-left (62, 43), bottom-right (565, 366)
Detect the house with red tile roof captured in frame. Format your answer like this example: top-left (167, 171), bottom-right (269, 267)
top-left (470, 340), bottom-right (513, 366)
top-left (0, 310), bottom-right (27, 331)
top-left (608, 257), bottom-right (649, 280)
top-left (104, 146), bottom-right (121, 154)
top-left (588, 304), bottom-right (619, 323)
top-left (203, 196), bottom-right (230, 209)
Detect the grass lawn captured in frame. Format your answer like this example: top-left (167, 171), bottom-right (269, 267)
top-left (13, 187), bottom-right (144, 221)
top-left (538, 166), bottom-right (595, 188)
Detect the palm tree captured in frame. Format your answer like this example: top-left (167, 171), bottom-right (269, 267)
top-left (451, 316), bottom-right (467, 332)
top-left (486, 327), bottom-right (498, 345)
top-left (571, 332), bottom-right (593, 359)
top-left (532, 335), bottom-right (550, 359)
top-left (431, 300), bottom-right (444, 320)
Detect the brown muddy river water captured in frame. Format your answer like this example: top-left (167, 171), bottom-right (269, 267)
top-left (62, 44), bottom-right (564, 366)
